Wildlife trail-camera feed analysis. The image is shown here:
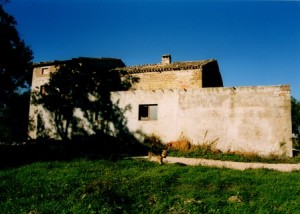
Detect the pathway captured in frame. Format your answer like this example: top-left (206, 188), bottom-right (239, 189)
top-left (135, 156), bottom-right (300, 172)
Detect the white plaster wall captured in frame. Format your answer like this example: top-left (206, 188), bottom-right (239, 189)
top-left (111, 85), bottom-right (292, 157)
top-left (111, 90), bottom-right (180, 141)
top-left (29, 80), bottom-right (292, 157)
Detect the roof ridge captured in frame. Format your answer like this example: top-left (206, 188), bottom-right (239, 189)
top-left (116, 59), bottom-right (216, 74)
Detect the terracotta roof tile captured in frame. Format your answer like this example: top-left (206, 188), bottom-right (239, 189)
top-left (116, 59), bottom-right (216, 73)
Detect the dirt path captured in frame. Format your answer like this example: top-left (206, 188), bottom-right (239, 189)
top-left (135, 156), bottom-right (300, 172)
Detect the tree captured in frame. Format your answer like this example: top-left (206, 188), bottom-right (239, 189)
top-left (291, 97), bottom-right (300, 137)
top-left (0, 2), bottom-right (33, 141)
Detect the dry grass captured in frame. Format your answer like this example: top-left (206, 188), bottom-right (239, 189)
top-left (166, 138), bottom-right (191, 152)
top-left (165, 136), bottom-right (298, 163)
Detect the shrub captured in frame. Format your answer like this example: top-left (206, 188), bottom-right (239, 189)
top-left (142, 134), bottom-right (165, 154)
top-left (166, 136), bottom-right (191, 152)
top-left (166, 136), bottom-right (220, 156)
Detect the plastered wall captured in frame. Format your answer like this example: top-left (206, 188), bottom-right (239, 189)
top-left (111, 85), bottom-right (292, 157)
top-left (28, 60), bottom-right (292, 157)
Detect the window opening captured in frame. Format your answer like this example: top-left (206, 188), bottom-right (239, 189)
top-left (41, 67), bottom-right (49, 75)
top-left (40, 85), bottom-right (47, 96)
top-left (139, 104), bottom-right (157, 121)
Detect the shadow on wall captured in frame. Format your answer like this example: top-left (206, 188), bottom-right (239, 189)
top-left (30, 59), bottom-right (136, 141)
top-left (0, 59), bottom-right (148, 168)
top-left (202, 60), bottom-right (223, 88)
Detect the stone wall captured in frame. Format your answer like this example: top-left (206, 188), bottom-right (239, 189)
top-left (31, 65), bottom-right (56, 91)
top-left (111, 85), bottom-right (292, 157)
top-left (28, 65), bottom-right (57, 139)
top-left (129, 69), bottom-right (202, 90)
top-left (117, 59), bottom-right (223, 91)
top-left (28, 57), bottom-right (125, 140)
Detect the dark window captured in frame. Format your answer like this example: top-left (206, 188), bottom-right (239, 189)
top-left (41, 67), bottom-right (49, 75)
top-left (40, 85), bottom-right (47, 96)
top-left (139, 104), bottom-right (157, 121)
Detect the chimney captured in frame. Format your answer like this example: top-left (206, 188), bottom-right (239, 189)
top-left (162, 54), bottom-right (171, 65)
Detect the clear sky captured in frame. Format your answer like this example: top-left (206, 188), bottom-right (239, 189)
top-left (4, 0), bottom-right (300, 99)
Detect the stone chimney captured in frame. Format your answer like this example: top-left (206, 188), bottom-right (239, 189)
top-left (162, 54), bottom-right (171, 65)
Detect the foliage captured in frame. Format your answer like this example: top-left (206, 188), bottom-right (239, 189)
top-left (0, 92), bottom-right (30, 141)
top-left (141, 134), bottom-right (167, 157)
top-left (291, 97), bottom-right (300, 149)
top-left (0, 4), bottom-right (33, 107)
top-left (2, 158), bottom-right (300, 213)
top-left (292, 97), bottom-right (300, 135)
top-left (0, 4), bottom-right (33, 142)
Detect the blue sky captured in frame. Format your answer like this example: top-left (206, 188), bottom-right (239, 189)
top-left (4, 0), bottom-right (300, 99)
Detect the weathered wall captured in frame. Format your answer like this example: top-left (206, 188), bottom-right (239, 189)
top-left (117, 59), bottom-right (223, 90)
top-left (28, 58), bottom-right (292, 157)
top-left (129, 69), bottom-right (202, 90)
top-left (111, 85), bottom-right (292, 157)
top-left (28, 58), bottom-right (125, 139)
top-left (31, 65), bottom-right (56, 90)
top-left (29, 65), bottom-right (57, 139)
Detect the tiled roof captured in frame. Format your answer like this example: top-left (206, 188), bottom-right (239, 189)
top-left (116, 59), bottom-right (216, 74)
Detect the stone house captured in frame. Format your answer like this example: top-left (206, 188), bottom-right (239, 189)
top-left (28, 55), bottom-right (292, 157)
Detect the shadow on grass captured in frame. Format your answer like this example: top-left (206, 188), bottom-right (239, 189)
top-left (0, 135), bottom-right (148, 169)
top-left (2, 58), bottom-right (151, 169)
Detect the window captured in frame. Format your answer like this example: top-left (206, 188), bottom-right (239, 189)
top-left (139, 104), bottom-right (157, 121)
top-left (40, 85), bottom-right (47, 96)
top-left (41, 67), bottom-right (49, 75)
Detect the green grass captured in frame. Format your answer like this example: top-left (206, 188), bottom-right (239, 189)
top-left (1, 158), bottom-right (300, 213)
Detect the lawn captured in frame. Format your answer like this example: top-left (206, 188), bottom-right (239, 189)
top-left (1, 158), bottom-right (300, 214)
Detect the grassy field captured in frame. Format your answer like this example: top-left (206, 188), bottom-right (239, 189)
top-left (1, 158), bottom-right (300, 214)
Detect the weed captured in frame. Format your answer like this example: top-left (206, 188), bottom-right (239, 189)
top-left (165, 135), bottom-right (300, 163)
top-left (166, 136), bottom-right (191, 152)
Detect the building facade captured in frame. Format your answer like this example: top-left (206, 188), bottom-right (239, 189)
top-left (29, 55), bottom-right (293, 157)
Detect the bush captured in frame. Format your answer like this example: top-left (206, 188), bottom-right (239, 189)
top-left (142, 134), bottom-right (165, 155)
